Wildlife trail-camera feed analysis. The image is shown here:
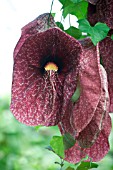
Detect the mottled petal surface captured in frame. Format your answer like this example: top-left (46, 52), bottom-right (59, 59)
top-left (10, 16), bottom-right (82, 126)
top-left (77, 65), bottom-right (110, 148)
top-left (71, 39), bottom-right (101, 133)
top-left (88, 0), bottom-right (113, 29)
top-left (59, 100), bottom-right (75, 137)
top-left (61, 69), bottom-right (80, 120)
top-left (99, 38), bottom-right (113, 112)
top-left (60, 114), bottom-right (111, 163)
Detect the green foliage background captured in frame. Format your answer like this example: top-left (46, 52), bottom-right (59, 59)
top-left (56, 0), bottom-right (111, 45)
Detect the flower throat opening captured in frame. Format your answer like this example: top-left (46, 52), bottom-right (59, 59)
top-left (44, 62), bottom-right (58, 72)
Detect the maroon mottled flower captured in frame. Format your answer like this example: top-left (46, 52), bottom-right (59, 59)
top-left (60, 39), bottom-right (102, 135)
top-left (59, 38), bottom-right (112, 163)
top-left (99, 37), bottom-right (113, 112)
top-left (87, 1), bottom-right (113, 112)
top-left (64, 115), bottom-right (111, 163)
top-left (87, 0), bottom-right (113, 29)
top-left (10, 13), bottom-right (82, 126)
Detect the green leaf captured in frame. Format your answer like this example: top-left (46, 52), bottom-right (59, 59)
top-left (65, 26), bottom-right (82, 39)
top-left (73, 2), bottom-right (88, 20)
top-left (50, 136), bottom-right (65, 158)
top-left (63, 133), bottom-right (76, 150)
top-left (90, 22), bottom-right (110, 45)
top-left (94, 22), bottom-right (110, 32)
top-left (78, 19), bottom-right (110, 45)
top-left (65, 167), bottom-right (75, 170)
top-left (71, 82), bottom-right (81, 103)
top-left (51, 13), bottom-right (56, 18)
top-left (70, 0), bottom-right (83, 3)
top-left (111, 34), bottom-right (113, 40)
top-left (56, 22), bottom-right (64, 30)
top-left (63, 1), bottom-right (88, 19)
top-left (63, 4), bottom-right (74, 18)
top-left (76, 162), bottom-right (98, 170)
top-left (78, 19), bottom-right (91, 33)
top-left (59, 0), bottom-right (73, 8)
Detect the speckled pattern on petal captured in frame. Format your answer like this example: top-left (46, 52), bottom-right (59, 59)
top-left (87, 0), bottom-right (113, 112)
top-left (61, 69), bottom-right (80, 121)
top-left (58, 38), bottom-right (112, 162)
top-left (77, 65), bottom-right (110, 148)
top-left (10, 14), bottom-right (82, 126)
top-left (65, 115), bottom-right (111, 163)
top-left (64, 114), bottom-right (111, 163)
top-left (59, 106), bottom-right (111, 163)
top-left (59, 107), bottom-right (111, 163)
top-left (99, 38), bottom-right (113, 112)
top-left (59, 39), bottom-right (102, 137)
top-left (71, 39), bottom-right (101, 133)
top-left (59, 100), bottom-right (75, 137)
top-left (87, 0), bottom-right (113, 29)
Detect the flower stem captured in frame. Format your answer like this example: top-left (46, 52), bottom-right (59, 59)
top-left (48, 0), bottom-right (54, 27)
top-left (59, 158), bottom-right (64, 170)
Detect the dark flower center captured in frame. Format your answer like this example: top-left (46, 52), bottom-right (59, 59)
top-left (40, 56), bottom-right (63, 74)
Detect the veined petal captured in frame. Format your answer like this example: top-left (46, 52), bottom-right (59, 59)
top-left (87, 0), bottom-right (113, 29)
top-left (71, 39), bottom-right (101, 133)
top-left (99, 37), bottom-right (113, 112)
top-left (77, 65), bottom-right (110, 148)
top-left (59, 100), bottom-right (75, 137)
top-left (61, 69), bottom-right (80, 120)
top-left (64, 115), bottom-right (111, 163)
top-left (10, 14), bottom-right (82, 126)
top-left (58, 38), bottom-right (112, 163)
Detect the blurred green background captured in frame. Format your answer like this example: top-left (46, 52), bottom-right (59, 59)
top-left (0, 97), bottom-right (113, 170)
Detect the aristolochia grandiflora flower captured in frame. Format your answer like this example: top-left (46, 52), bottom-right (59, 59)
top-left (87, 0), bottom-right (113, 29)
top-left (10, 13), bottom-right (82, 126)
top-left (87, 0), bottom-right (113, 112)
top-left (10, 13), bottom-right (112, 163)
top-left (59, 38), bottom-right (112, 163)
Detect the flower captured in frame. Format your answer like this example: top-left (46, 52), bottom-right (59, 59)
top-left (87, 0), bottom-right (113, 29)
top-left (64, 115), bottom-right (111, 163)
top-left (10, 13), bottom-right (82, 126)
top-left (10, 12), bottom-right (112, 163)
top-left (87, 0), bottom-right (113, 112)
top-left (59, 38), bottom-right (112, 163)
top-left (99, 37), bottom-right (113, 112)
